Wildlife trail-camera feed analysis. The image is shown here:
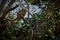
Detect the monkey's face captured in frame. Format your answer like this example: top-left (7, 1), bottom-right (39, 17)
top-left (17, 9), bottom-right (26, 20)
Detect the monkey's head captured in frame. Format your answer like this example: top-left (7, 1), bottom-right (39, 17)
top-left (17, 9), bottom-right (27, 20)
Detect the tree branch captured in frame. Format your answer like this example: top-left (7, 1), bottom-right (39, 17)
top-left (1, 0), bottom-right (15, 19)
top-left (1, 5), bottom-right (19, 19)
top-left (0, 0), bottom-right (6, 14)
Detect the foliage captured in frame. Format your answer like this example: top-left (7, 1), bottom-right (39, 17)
top-left (0, 0), bottom-right (60, 40)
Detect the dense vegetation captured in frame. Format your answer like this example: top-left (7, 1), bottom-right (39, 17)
top-left (0, 0), bottom-right (60, 40)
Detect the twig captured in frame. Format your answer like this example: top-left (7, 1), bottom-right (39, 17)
top-left (24, 0), bottom-right (33, 40)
